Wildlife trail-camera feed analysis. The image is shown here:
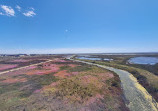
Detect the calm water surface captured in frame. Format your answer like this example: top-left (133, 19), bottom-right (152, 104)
top-left (77, 56), bottom-right (113, 61)
top-left (129, 57), bottom-right (158, 65)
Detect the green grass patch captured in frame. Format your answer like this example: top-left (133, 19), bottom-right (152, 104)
top-left (68, 65), bottom-right (92, 72)
top-left (0, 82), bottom-right (21, 94)
top-left (56, 77), bottom-right (100, 102)
top-left (79, 59), bottom-right (158, 102)
top-left (60, 65), bottom-right (71, 70)
top-left (19, 73), bottom-right (58, 98)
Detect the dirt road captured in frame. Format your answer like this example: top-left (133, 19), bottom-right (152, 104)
top-left (0, 59), bottom-right (53, 75)
top-left (70, 58), bottom-right (158, 111)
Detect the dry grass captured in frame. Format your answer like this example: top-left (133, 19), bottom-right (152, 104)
top-left (0, 58), bottom-right (128, 111)
top-left (83, 60), bottom-right (158, 101)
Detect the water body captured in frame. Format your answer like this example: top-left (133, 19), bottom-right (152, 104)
top-left (71, 59), bottom-right (158, 111)
top-left (129, 57), bottom-right (158, 65)
top-left (104, 58), bottom-right (113, 61)
top-left (77, 57), bottom-right (101, 60)
top-left (76, 56), bottom-right (113, 61)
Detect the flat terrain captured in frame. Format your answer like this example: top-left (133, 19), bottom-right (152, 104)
top-left (0, 57), bottom-right (47, 72)
top-left (75, 54), bottom-right (158, 102)
top-left (73, 59), bottom-right (158, 111)
top-left (0, 56), bottom-right (128, 111)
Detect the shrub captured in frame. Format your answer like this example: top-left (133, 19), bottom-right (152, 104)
top-left (56, 78), bottom-right (99, 102)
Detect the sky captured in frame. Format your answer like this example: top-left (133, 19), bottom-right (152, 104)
top-left (0, 0), bottom-right (158, 54)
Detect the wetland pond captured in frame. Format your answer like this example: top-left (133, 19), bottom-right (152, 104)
top-left (128, 57), bottom-right (158, 65)
top-left (76, 56), bottom-right (113, 61)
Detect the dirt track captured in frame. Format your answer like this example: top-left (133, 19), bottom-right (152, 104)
top-left (70, 58), bottom-right (158, 111)
top-left (0, 59), bottom-right (53, 75)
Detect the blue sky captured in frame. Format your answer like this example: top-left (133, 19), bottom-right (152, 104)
top-left (0, 0), bottom-right (158, 54)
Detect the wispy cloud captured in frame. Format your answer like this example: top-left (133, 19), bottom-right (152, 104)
top-left (23, 8), bottom-right (36, 17)
top-left (0, 5), bottom-right (36, 17)
top-left (0, 12), bottom-right (4, 15)
top-left (16, 5), bottom-right (21, 11)
top-left (0, 5), bottom-right (15, 16)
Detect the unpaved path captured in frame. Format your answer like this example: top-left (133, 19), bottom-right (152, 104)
top-left (0, 59), bottom-right (53, 75)
top-left (69, 58), bottom-right (158, 111)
